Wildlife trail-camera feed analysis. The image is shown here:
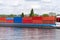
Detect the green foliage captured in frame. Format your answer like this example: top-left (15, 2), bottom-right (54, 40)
top-left (8, 14), bottom-right (16, 18)
top-left (21, 12), bottom-right (24, 17)
top-left (29, 9), bottom-right (34, 17)
top-left (0, 9), bottom-right (57, 17)
top-left (42, 14), bottom-right (49, 16)
top-left (0, 14), bottom-right (7, 17)
top-left (34, 14), bottom-right (38, 16)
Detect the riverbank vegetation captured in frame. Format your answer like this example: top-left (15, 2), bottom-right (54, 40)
top-left (0, 9), bottom-right (56, 18)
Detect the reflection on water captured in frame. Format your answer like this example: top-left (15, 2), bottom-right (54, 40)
top-left (0, 27), bottom-right (59, 40)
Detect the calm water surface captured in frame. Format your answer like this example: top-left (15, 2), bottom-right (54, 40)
top-left (0, 27), bottom-right (60, 40)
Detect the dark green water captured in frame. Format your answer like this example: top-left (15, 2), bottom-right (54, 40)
top-left (0, 27), bottom-right (59, 40)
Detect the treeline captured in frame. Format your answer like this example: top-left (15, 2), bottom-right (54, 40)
top-left (0, 9), bottom-right (56, 17)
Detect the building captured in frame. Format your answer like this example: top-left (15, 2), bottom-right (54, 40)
top-left (49, 12), bottom-right (56, 16)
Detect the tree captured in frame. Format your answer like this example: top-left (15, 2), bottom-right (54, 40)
top-left (29, 9), bottom-right (34, 17)
top-left (21, 12), bottom-right (24, 17)
top-left (34, 14), bottom-right (38, 16)
top-left (0, 14), bottom-right (7, 17)
top-left (42, 14), bottom-right (49, 16)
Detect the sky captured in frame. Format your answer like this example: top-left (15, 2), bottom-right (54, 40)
top-left (0, 0), bottom-right (59, 15)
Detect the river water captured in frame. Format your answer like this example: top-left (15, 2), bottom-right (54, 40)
top-left (0, 27), bottom-right (60, 40)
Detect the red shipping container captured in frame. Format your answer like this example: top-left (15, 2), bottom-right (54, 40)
top-left (32, 16), bottom-right (42, 24)
top-left (0, 17), bottom-right (6, 20)
top-left (42, 16), bottom-right (56, 21)
top-left (0, 20), bottom-right (6, 23)
top-left (22, 17), bottom-right (32, 23)
top-left (32, 20), bottom-right (42, 24)
top-left (0, 17), bottom-right (6, 23)
top-left (43, 20), bottom-right (55, 24)
top-left (32, 16), bottom-right (42, 20)
top-left (6, 20), bottom-right (13, 23)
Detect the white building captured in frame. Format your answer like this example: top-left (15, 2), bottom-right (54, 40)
top-left (49, 12), bottom-right (56, 16)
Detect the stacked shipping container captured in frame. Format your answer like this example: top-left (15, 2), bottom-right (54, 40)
top-left (0, 17), bottom-right (6, 23)
top-left (6, 18), bottom-right (13, 23)
top-left (22, 17), bottom-right (32, 23)
top-left (42, 16), bottom-right (56, 24)
top-left (14, 17), bottom-right (22, 23)
top-left (32, 16), bottom-right (42, 24)
top-left (0, 16), bottom-right (56, 24)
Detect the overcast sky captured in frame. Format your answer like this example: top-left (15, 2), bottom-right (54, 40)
top-left (0, 0), bottom-right (59, 15)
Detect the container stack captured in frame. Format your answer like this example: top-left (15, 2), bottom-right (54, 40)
top-left (6, 18), bottom-right (13, 23)
top-left (32, 16), bottom-right (42, 24)
top-left (0, 17), bottom-right (6, 23)
top-left (14, 17), bottom-right (22, 23)
top-left (22, 17), bottom-right (32, 23)
top-left (42, 16), bottom-right (56, 24)
top-left (0, 16), bottom-right (56, 24)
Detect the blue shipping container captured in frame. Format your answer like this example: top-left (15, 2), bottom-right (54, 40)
top-left (6, 18), bottom-right (13, 20)
top-left (14, 17), bottom-right (22, 23)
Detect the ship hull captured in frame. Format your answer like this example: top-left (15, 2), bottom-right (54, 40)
top-left (0, 23), bottom-right (56, 28)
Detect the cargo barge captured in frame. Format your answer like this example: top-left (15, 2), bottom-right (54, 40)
top-left (0, 16), bottom-right (56, 28)
top-left (0, 9), bottom-right (58, 28)
top-left (1, 23), bottom-right (60, 29)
